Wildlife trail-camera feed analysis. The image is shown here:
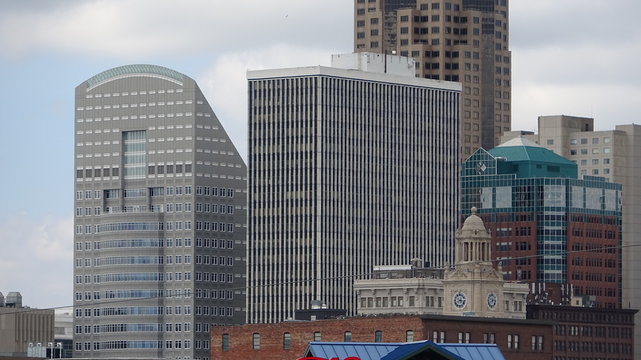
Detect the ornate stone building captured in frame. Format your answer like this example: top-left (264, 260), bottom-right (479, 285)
top-left (355, 208), bottom-right (529, 318)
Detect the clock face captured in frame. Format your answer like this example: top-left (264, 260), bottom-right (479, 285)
top-left (487, 292), bottom-right (497, 309)
top-left (453, 291), bottom-right (467, 309)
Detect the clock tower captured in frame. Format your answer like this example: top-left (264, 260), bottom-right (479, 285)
top-left (442, 207), bottom-right (522, 317)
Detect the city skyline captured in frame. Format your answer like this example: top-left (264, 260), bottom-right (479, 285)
top-left (1, 0), bottom-right (641, 309)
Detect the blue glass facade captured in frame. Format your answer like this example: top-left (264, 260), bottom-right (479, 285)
top-left (461, 143), bottom-right (622, 308)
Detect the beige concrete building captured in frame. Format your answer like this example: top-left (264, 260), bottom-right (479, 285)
top-left (0, 307), bottom-right (54, 357)
top-left (354, 0), bottom-right (511, 158)
top-left (355, 208), bottom-right (528, 319)
top-left (502, 115), bottom-right (641, 356)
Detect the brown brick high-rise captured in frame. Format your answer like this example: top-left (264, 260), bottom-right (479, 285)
top-left (354, 0), bottom-right (511, 158)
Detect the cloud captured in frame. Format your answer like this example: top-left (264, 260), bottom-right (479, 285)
top-left (509, 0), bottom-right (641, 129)
top-left (513, 41), bottom-right (641, 87)
top-left (0, 0), bottom-right (352, 60)
top-left (0, 215), bottom-right (73, 309)
top-left (512, 83), bottom-right (641, 132)
top-left (511, 0), bottom-right (641, 49)
top-left (197, 44), bottom-right (338, 160)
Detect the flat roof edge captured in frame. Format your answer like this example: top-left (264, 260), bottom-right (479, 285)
top-left (247, 66), bottom-right (462, 91)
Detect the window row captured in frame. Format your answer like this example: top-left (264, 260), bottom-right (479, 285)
top-left (569, 147), bottom-right (612, 155)
top-left (75, 221), bottom-right (194, 234)
top-left (360, 295), bottom-right (431, 308)
top-left (236, 330), bottom-right (415, 352)
top-left (75, 323), bottom-right (169, 334)
top-left (76, 306), bottom-right (165, 316)
top-left (75, 305), bottom-right (191, 319)
top-left (194, 302), bottom-right (235, 316)
top-left (75, 238), bottom-right (192, 251)
top-left (195, 256), bottom-right (234, 266)
top-left (554, 341), bottom-right (632, 354)
top-left (195, 222), bottom-right (235, 232)
top-left (78, 204), bottom-right (193, 216)
top-left (194, 274), bottom-right (235, 288)
top-left (75, 272), bottom-right (192, 284)
top-left (195, 238), bottom-right (234, 249)
top-left (74, 340), bottom-right (195, 351)
top-left (195, 272), bottom-right (236, 283)
top-left (569, 137), bottom-right (611, 145)
top-left (196, 186), bottom-right (236, 197)
top-left (84, 88), bottom-right (185, 99)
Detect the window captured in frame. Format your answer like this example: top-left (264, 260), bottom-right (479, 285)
top-left (374, 330), bottom-right (383, 342)
top-left (344, 331), bottom-right (352, 342)
top-left (458, 332), bottom-right (470, 343)
top-left (531, 335), bottom-right (544, 351)
top-left (406, 330), bottom-right (414, 342)
top-left (252, 333), bottom-right (260, 350)
top-left (283, 332), bottom-right (291, 350)
top-left (123, 131), bottom-right (146, 179)
top-left (433, 331), bottom-right (445, 343)
top-left (507, 334), bottom-right (520, 350)
top-left (483, 333), bottom-right (495, 343)
top-left (547, 139), bottom-right (554, 145)
top-left (314, 332), bottom-right (321, 341)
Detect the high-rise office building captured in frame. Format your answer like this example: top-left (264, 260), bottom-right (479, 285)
top-left (461, 137), bottom-right (622, 308)
top-left (247, 53), bottom-right (460, 323)
top-left (73, 65), bottom-right (246, 359)
top-left (502, 115), bottom-right (641, 355)
top-left (354, 0), bottom-right (511, 158)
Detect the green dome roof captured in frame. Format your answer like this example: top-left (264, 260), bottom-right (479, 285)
top-left (489, 137), bottom-right (575, 166)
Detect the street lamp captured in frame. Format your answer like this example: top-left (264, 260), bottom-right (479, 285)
top-left (56, 343), bottom-right (63, 358)
top-left (47, 342), bottom-right (53, 360)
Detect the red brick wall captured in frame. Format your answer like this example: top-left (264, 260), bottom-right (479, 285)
top-left (210, 315), bottom-right (553, 360)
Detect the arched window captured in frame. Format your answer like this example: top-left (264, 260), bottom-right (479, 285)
top-left (344, 331), bottom-right (352, 342)
top-left (406, 330), bottom-right (414, 342)
top-left (283, 332), bottom-right (291, 350)
top-left (222, 333), bottom-right (230, 351)
top-left (374, 330), bottom-right (383, 342)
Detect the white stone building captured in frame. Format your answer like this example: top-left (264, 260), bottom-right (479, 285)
top-left (355, 209), bottom-right (528, 319)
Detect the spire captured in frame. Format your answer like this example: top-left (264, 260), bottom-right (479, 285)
top-left (455, 208), bottom-right (492, 265)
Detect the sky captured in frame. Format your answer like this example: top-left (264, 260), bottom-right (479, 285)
top-left (0, 0), bottom-right (640, 309)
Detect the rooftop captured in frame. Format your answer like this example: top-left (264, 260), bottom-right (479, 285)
top-left (304, 341), bottom-right (505, 360)
top-left (489, 137), bottom-right (574, 166)
top-left (84, 64), bottom-right (185, 90)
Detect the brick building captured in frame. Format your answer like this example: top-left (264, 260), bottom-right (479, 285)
top-left (527, 305), bottom-right (636, 360)
top-left (210, 315), bottom-right (553, 360)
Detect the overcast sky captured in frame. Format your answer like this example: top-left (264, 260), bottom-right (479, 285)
top-left (0, 0), bottom-right (640, 309)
